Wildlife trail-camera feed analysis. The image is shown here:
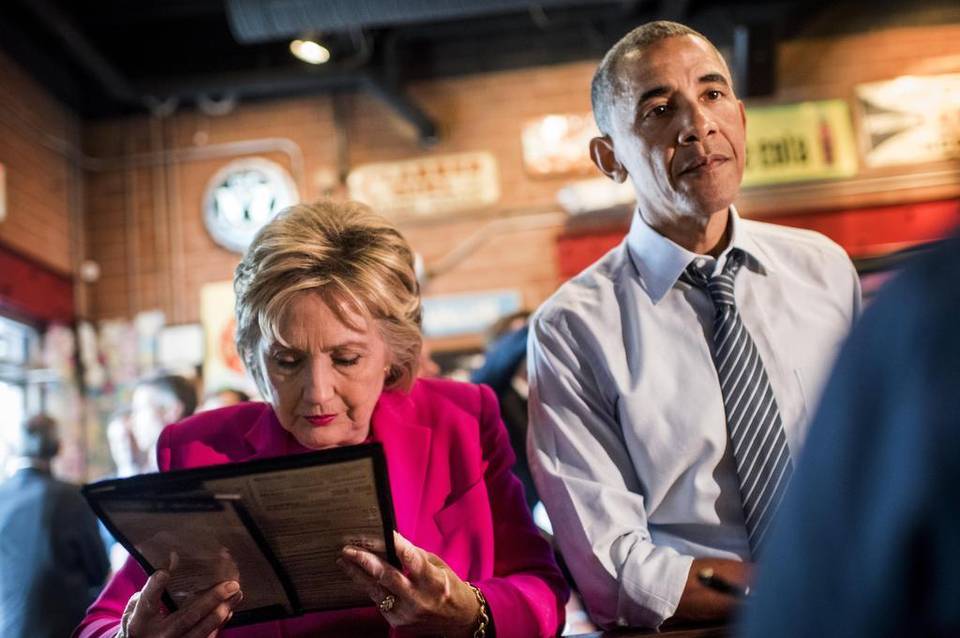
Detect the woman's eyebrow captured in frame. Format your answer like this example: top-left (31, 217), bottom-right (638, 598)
top-left (329, 340), bottom-right (368, 350)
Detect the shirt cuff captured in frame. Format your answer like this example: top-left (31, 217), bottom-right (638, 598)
top-left (616, 547), bottom-right (694, 628)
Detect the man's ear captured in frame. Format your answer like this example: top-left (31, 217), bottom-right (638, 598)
top-left (589, 136), bottom-right (628, 183)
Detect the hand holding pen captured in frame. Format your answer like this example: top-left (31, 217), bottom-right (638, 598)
top-left (698, 567), bottom-right (752, 599)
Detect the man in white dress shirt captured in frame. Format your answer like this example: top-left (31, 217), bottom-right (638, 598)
top-left (527, 20), bottom-right (861, 629)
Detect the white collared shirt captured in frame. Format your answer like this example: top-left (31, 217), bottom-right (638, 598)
top-left (527, 207), bottom-right (861, 628)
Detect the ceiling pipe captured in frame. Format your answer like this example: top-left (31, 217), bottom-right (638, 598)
top-left (136, 68), bottom-right (439, 144)
top-left (14, 0), bottom-right (142, 106)
top-left (136, 68), bottom-right (360, 102)
top-left (362, 75), bottom-right (439, 145)
top-left (12, 0), bottom-right (439, 143)
top-left (226, 0), bottom-right (621, 43)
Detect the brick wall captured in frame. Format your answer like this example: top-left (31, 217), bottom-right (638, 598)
top-left (71, 20), bottom-right (960, 333)
top-left (82, 61), bottom-right (597, 327)
top-left (0, 50), bottom-right (80, 277)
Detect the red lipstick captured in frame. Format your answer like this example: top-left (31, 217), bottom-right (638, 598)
top-left (304, 414), bottom-right (336, 427)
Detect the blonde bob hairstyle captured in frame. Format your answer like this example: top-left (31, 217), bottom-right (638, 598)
top-left (234, 200), bottom-right (422, 397)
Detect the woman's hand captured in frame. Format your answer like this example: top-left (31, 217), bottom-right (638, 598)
top-left (338, 532), bottom-right (482, 637)
top-left (117, 570), bottom-right (243, 638)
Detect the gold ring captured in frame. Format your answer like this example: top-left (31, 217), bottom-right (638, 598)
top-left (378, 594), bottom-right (396, 613)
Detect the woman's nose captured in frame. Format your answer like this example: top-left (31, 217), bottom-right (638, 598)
top-left (303, 359), bottom-right (336, 403)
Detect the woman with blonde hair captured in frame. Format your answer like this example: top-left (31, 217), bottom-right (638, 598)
top-left (76, 200), bottom-right (568, 638)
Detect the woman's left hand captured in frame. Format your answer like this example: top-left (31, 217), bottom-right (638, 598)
top-left (338, 531), bottom-right (482, 637)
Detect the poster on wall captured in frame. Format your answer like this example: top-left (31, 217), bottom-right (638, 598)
top-left (347, 152), bottom-right (500, 221)
top-left (855, 74), bottom-right (960, 167)
top-left (741, 99), bottom-right (859, 187)
top-left (157, 324), bottom-right (204, 372)
top-left (200, 281), bottom-right (257, 397)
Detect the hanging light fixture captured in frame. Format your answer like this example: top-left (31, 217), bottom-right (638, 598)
top-left (290, 37), bottom-right (331, 64)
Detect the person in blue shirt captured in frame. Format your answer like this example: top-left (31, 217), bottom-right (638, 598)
top-left (0, 414), bottom-right (109, 638)
top-left (739, 236), bottom-right (960, 637)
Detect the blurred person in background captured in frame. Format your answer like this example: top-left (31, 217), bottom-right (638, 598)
top-left (76, 200), bottom-right (568, 638)
top-left (129, 374), bottom-right (198, 473)
top-left (105, 408), bottom-right (137, 478)
top-left (198, 387), bottom-right (251, 412)
top-left (102, 407), bottom-right (137, 571)
top-left (471, 311), bottom-right (535, 508)
top-left (738, 236), bottom-right (960, 637)
top-left (0, 414), bottom-right (109, 638)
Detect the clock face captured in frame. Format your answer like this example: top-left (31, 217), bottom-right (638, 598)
top-left (203, 158), bottom-right (299, 253)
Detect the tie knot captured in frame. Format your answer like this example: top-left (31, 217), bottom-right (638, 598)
top-left (685, 249), bottom-right (745, 308)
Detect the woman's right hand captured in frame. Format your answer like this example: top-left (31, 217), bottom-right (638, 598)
top-left (117, 570), bottom-right (243, 638)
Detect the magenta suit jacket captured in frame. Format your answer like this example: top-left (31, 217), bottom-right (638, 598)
top-left (76, 378), bottom-right (568, 638)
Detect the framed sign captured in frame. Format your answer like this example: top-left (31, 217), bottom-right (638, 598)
top-left (742, 100), bottom-right (858, 187)
top-left (347, 152), bottom-right (499, 221)
top-left (856, 74), bottom-right (960, 167)
top-left (203, 158), bottom-right (299, 253)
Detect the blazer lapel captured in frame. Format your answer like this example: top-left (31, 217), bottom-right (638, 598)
top-left (371, 389), bottom-right (432, 540)
top-left (242, 405), bottom-right (293, 459)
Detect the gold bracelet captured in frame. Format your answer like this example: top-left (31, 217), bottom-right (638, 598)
top-left (467, 583), bottom-right (490, 638)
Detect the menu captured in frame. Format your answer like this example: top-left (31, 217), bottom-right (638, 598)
top-left (83, 443), bottom-right (397, 627)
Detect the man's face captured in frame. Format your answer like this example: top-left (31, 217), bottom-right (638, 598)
top-left (602, 35), bottom-right (746, 225)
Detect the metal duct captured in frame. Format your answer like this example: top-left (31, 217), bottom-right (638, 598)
top-left (226, 0), bottom-right (618, 43)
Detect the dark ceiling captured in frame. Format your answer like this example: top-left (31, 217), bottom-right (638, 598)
top-left (0, 0), bottom-right (956, 138)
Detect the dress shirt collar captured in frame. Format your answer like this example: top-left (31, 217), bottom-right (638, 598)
top-left (626, 205), bottom-right (771, 304)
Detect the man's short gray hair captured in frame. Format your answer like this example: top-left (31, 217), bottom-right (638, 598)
top-left (591, 21), bottom-right (715, 135)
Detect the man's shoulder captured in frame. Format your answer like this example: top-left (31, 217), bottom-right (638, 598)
top-left (7, 472), bottom-right (86, 510)
top-left (535, 240), bottom-right (630, 328)
top-left (166, 402), bottom-right (270, 443)
top-left (741, 218), bottom-right (852, 271)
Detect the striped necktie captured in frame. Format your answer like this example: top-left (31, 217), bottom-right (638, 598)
top-left (684, 248), bottom-right (793, 556)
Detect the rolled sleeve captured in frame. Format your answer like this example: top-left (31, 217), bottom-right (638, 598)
top-left (527, 313), bottom-right (693, 628)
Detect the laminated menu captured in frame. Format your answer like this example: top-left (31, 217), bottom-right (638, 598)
top-left (83, 443), bottom-right (398, 627)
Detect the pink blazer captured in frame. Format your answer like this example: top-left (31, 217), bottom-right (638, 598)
top-left (76, 378), bottom-right (568, 638)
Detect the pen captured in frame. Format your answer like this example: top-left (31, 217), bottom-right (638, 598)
top-left (697, 568), bottom-right (751, 599)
